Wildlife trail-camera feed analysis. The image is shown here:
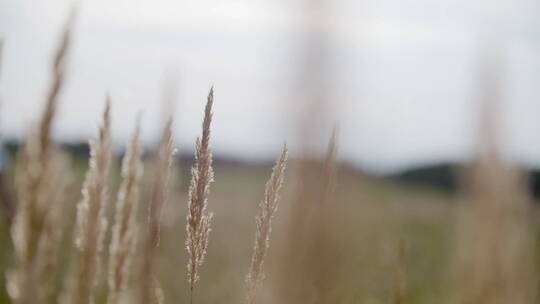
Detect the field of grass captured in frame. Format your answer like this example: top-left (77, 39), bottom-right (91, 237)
top-left (3, 11), bottom-right (540, 304)
top-left (0, 154), bottom-right (489, 303)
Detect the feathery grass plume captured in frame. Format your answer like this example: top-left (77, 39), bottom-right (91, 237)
top-left (186, 87), bottom-right (215, 302)
top-left (321, 127), bottom-right (337, 203)
top-left (452, 47), bottom-right (536, 304)
top-left (11, 147), bottom-right (72, 304)
top-left (275, 130), bottom-right (339, 304)
top-left (245, 144), bottom-right (288, 304)
top-left (61, 99), bottom-right (112, 304)
top-left (7, 11), bottom-right (74, 304)
top-left (150, 279), bottom-right (165, 304)
top-left (107, 118), bottom-right (143, 304)
top-left (453, 131), bottom-right (536, 304)
top-left (35, 149), bottom-right (72, 296)
top-left (139, 118), bottom-right (174, 304)
top-left (303, 129), bottom-right (340, 300)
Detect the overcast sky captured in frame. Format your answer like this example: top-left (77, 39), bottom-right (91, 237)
top-left (1, 0), bottom-right (540, 173)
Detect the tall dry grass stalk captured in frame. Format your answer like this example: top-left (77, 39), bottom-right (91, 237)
top-left (7, 13), bottom-right (74, 304)
top-left (275, 129), bottom-right (339, 304)
top-left (107, 118), bottom-right (143, 304)
top-left (452, 54), bottom-right (537, 304)
top-left (321, 127), bottom-right (337, 203)
top-left (139, 118), bottom-right (174, 304)
top-left (245, 144), bottom-right (288, 304)
top-left (186, 87), bottom-right (215, 303)
top-left (453, 149), bottom-right (536, 304)
top-left (61, 100), bottom-right (112, 304)
top-left (453, 139), bottom-right (537, 303)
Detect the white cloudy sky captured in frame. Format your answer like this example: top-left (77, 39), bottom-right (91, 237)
top-left (0, 0), bottom-right (539, 173)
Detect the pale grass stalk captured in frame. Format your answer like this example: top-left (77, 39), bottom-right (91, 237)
top-left (321, 127), bottom-right (337, 203)
top-left (7, 12), bottom-right (74, 304)
top-left (454, 152), bottom-right (536, 304)
top-left (453, 50), bottom-right (536, 304)
top-left (245, 144), bottom-right (288, 304)
top-left (304, 129), bottom-right (340, 300)
top-left (107, 119), bottom-right (143, 304)
top-left (12, 147), bottom-right (71, 304)
top-left (186, 87), bottom-right (215, 303)
top-left (150, 278), bottom-right (165, 304)
top-left (36, 149), bottom-right (71, 295)
top-left (275, 130), bottom-right (339, 304)
top-left (139, 118), bottom-right (174, 304)
top-left (61, 100), bottom-right (112, 304)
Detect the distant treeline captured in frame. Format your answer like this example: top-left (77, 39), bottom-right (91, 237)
top-left (2, 139), bottom-right (272, 189)
top-left (390, 163), bottom-right (540, 200)
top-left (3, 139), bottom-right (264, 167)
top-left (4, 140), bottom-right (540, 199)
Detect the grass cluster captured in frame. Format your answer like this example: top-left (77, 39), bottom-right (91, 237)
top-left (0, 12), bottom-right (539, 304)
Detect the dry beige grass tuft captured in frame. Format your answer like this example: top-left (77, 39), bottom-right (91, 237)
top-left (7, 12), bottom-right (74, 304)
top-left (186, 87), bottom-right (215, 303)
top-left (6, 13), bottom-right (540, 304)
top-left (107, 118), bottom-right (143, 304)
top-left (274, 130), bottom-right (340, 304)
top-left (60, 99), bottom-right (112, 304)
top-left (452, 58), bottom-right (537, 304)
top-left (139, 118), bottom-right (175, 304)
top-left (453, 153), bottom-right (537, 304)
top-left (245, 143), bottom-right (288, 304)
top-left (453, 146), bottom-right (537, 303)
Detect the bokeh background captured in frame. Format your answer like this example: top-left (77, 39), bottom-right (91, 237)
top-left (2, 0), bottom-right (540, 172)
top-left (1, 1), bottom-right (540, 304)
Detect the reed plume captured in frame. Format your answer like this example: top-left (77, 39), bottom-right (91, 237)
top-left (245, 144), bottom-right (288, 304)
top-left (186, 87), bottom-right (215, 302)
top-left (139, 118), bottom-right (174, 304)
top-left (61, 99), bottom-right (112, 304)
top-left (275, 129), bottom-right (339, 304)
top-left (452, 52), bottom-right (536, 304)
top-left (107, 118), bottom-right (143, 304)
top-left (453, 143), bottom-right (536, 304)
top-left (35, 149), bottom-right (72, 295)
top-left (321, 127), bottom-right (337, 203)
top-left (7, 12), bottom-right (74, 304)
